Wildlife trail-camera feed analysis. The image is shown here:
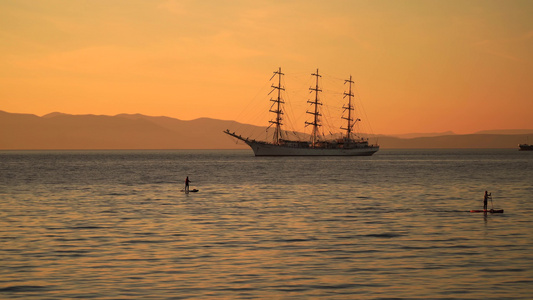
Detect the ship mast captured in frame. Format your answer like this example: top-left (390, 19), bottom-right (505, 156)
top-left (268, 67), bottom-right (284, 145)
top-left (341, 75), bottom-right (357, 140)
top-left (306, 69), bottom-right (322, 148)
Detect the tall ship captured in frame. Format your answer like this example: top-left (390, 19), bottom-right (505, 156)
top-left (519, 137), bottom-right (533, 151)
top-left (224, 68), bottom-right (379, 156)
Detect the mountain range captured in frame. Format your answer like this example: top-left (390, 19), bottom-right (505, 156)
top-left (1, 110), bottom-right (531, 150)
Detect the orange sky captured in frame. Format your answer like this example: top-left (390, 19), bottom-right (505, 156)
top-left (1, 0), bottom-right (532, 134)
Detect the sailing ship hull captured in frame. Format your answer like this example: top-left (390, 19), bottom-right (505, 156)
top-left (519, 144), bottom-right (533, 151)
top-left (246, 140), bottom-right (379, 156)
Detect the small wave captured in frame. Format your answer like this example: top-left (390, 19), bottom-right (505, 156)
top-left (107, 192), bottom-right (130, 196)
top-left (121, 239), bottom-right (170, 244)
top-left (429, 209), bottom-right (471, 213)
top-left (45, 227), bottom-right (63, 230)
top-left (172, 233), bottom-right (188, 237)
top-left (273, 282), bottom-right (385, 292)
top-left (276, 237), bottom-right (318, 243)
top-left (352, 206), bottom-right (380, 211)
top-left (68, 226), bottom-right (108, 230)
top-left (480, 267), bottom-right (525, 273)
top-left (53, 249), bottom-right (90, 257)
top-left (401, 245), bottom-right (427, 250)
top-left (443, 244), bottom-right (476, 249)
top-left (0, 285), bottom-right (50, 293)
top-left (401, 244), bottom-right (477, 251)
top-left (364, 232), bottom-right (405, 238)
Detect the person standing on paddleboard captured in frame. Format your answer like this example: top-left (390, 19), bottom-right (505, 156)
top-left (185, 176), bottom-right (191, 193)
top-left (483, 190), bottom-right (490, 211)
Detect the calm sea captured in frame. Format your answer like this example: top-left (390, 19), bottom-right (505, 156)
top-left (0, 149), bottom-right (532, 299)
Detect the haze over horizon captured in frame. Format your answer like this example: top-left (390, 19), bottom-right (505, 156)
top-left (2, 109), bottom-right (532, 150)
top-left (2, 0), bottom-right (533, 135)
top-left (4, 108), bottom-right (533, 138)
top-left (3, 109), bottom-right (533, 137)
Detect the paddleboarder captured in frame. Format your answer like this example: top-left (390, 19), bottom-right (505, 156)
top-left (185, 176), bottom-right (191, 193)
top-left (483, 190), bottom-right (491, 211)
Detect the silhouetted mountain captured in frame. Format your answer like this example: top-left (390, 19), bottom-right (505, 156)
top-left (382, 131), bottom-right (456, 139)
top-left (474, 129), bottom-right (533, 135)
top-left (0, 110), bottom-right (250, 149)
top-left (42, 112), bottom-right (69, 118)
top-left (375, 134), bottom-right (532, 149)
top-left (1, 110), bottom-right (531, 150)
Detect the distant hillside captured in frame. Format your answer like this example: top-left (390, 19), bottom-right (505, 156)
top-left (474, 129), bottom-right (533, 135)
top-left (0, 111), bottom-right (251, 150)
top-left (376, 134), bottom-right (532, 149)
top-left (381, 131), bottom-right (456, 139)
top-left (1, 110), bottom-right (532, 150)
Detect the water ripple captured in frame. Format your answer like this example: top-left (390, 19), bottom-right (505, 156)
top-left (0, 149), bottom-right (532, 299)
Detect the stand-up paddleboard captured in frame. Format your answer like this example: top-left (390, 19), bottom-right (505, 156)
top-left (181, 189), bottom-right (199, 193)
top-left (471, 193), bottom-right (503, 213)
top-left (470, 209), bottom-right (504, 213)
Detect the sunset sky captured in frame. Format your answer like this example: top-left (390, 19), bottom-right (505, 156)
top-left (1, 0), bottom-right (532, 134)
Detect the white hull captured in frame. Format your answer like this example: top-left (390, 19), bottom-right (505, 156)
top-left (246, 141), bottom-right (379, 156)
